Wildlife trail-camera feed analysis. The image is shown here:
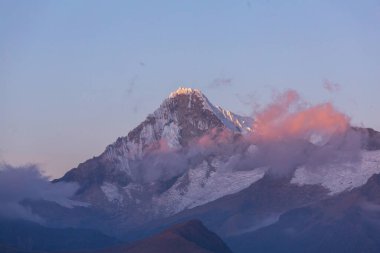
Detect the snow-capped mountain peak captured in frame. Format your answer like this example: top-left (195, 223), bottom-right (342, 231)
top-left (166, 87), bottom-right (253, 133)
top-left (167, 87), bottom-right (218, 113)
top-left (168, 87), bottom-right (203, 98)
top-left (60, 87), bottom-right (254, 184)
top-left (96, 87), bottom-right (254, 167)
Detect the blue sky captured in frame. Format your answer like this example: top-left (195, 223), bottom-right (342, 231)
top-left (1, 0), bottom-right (379, 177)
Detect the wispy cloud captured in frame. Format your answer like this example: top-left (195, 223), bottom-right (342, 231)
top-left (0, 164), bottom-right (82, 222)
top-left (125, 75), bottom-right (138, 97)
top-left (209, 77), bottom-right (233, 88)
top-left (236, 92), bottom-right (260, 112)
top-left (249, 89), bottom-right (360, 176)
top-left (323, 79), bottom-right (341, 93)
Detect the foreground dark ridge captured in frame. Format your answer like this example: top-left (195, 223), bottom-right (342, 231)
top-left (73, 220), bottom-right (233, 253)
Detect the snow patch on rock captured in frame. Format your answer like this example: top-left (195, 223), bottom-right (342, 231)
top-left (101, 182), bottom-right (123, 203)
top-left (162, 122), bottom-right (181, 149)
top-left (291, 150), bottom-right (380, 195)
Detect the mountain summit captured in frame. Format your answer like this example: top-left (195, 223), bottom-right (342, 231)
top-left (112, 87), bottom-right (252, 158)
top-left (168, 87), bottom-right (202, 98)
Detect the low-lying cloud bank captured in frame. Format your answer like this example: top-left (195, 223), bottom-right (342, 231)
top-left (0, 164), bottom-right (80, 222)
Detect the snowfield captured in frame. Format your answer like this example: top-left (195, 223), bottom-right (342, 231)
top-left (291, 150), bottom-right (380, 194)
top-left (154, 160), bottom-right (267, 216)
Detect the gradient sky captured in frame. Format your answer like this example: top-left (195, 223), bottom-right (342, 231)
top-left (1, 0), bottom-right (379, 178)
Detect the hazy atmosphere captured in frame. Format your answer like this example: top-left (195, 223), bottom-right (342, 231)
top-left (1, 1), bottom-right (379, 177)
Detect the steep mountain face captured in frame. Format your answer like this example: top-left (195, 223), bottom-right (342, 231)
top-left (90, 220), bottom-right (233, 253)
top-left (56, 87), bottom-right (256, 227)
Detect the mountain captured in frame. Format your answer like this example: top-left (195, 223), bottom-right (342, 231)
top-left (89, 220), bottom-right (233, 253)
top-left (33, 87), bottom-right (380, 252)
top-left (54, 87), bottom-right (259, 228)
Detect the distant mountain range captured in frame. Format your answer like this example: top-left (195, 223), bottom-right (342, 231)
top-left (5, 87), bottom-right (380, 253)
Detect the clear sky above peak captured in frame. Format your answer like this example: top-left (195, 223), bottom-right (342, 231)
top-left (1, 0), bottom-right (379, 177)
